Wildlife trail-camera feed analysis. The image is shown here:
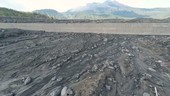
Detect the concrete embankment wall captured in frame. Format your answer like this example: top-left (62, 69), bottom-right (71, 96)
top-left (0, 23), bottom-right (170, 35)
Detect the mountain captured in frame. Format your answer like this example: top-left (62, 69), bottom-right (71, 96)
top-left (66, 0), bottom-right (170, 19)
top-left (33, 9), bottom-right (66, 19)
top-left (33, 0), bottom-right (170, 19)
top-left (65, 0), bottom-right (146, 19)
top-left (0, 7), bottom-right (48, 19)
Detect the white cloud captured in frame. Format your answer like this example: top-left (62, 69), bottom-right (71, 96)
top-left (0, 0), bottom-right (170, 12)
top-left (118, 0), bottom-right (170, 8)
top-left (0, 0), bottom-right (105, 12)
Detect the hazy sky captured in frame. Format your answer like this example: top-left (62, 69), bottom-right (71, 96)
top-left (0, 0), bottom-right (170, 12)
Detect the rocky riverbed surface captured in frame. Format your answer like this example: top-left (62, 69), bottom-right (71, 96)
top-left (0, 29), bottom-right (170, 96)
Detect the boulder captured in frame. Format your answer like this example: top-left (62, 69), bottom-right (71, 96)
top-left (24, 76), bottom-right (32, 85)
top-left (105, 85), bottom-right (111, 91)
top-left (50, 86), bottom-right (62, 96)
top-left (61, 86), bottom-right (74, 96)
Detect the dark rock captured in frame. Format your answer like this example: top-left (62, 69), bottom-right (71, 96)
top-left (2, 93), bottom-right (15, 96)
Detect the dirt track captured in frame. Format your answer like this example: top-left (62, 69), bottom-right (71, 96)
top-left (0, 23), bottom-right (170, 35)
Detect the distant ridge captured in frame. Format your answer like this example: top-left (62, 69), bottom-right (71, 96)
top-left (33, 0), bottom-right (170, 19)
top-left (0, 7), bottom-right (51, 23)
top-left (0, 7), bottom-right (48, 18)
top-left (33, 9), bottom-right (66, 19)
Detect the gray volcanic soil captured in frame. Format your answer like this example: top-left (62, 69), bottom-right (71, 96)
top-left (0, 29), bottom-right (170, 96)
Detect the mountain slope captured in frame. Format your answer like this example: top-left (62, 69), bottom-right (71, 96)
top-left (0, 7), bottom-right (48, 19)
top-left (33, 9), bottom-right (66, 19)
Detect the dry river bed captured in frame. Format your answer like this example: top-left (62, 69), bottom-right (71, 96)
top-left (0, 28), bottom-right (170, 96)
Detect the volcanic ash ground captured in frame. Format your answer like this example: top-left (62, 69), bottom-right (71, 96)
top-left (0, 29), bottom-right (170, 96)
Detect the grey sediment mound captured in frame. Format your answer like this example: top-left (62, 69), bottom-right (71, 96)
top-left (0, 29), bottom-right (170, 96)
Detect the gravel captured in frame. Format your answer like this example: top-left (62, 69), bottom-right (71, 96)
top-left (0, 28), bottom-right (170, 96)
